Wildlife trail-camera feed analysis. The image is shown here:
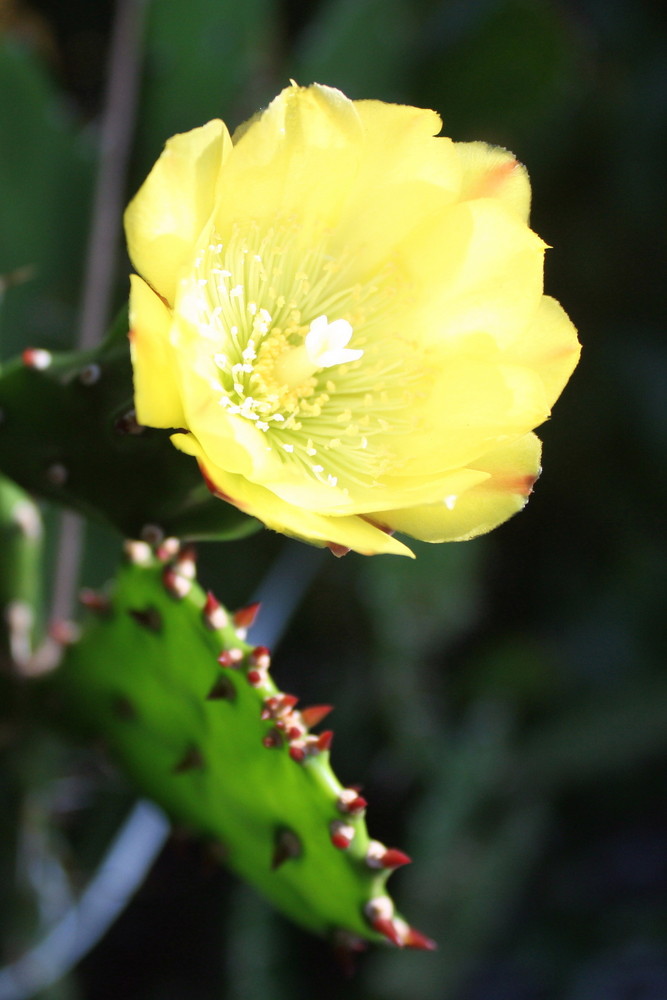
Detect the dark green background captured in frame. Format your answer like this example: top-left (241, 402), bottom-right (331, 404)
top-left (1, 0), bottom-right (666, 997)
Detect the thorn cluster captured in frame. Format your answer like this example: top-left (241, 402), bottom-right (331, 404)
top-left (337, 788), bottom-right (368, 816)
top-left (21, 347), bottom-right (52, 370)
top-left (202, 591), bottom-right (229, 630)
top-left (258, 686), bottom-right (334, 763)
top-left (365, 840), bottom-right (412, 870)
top-left (232, 601), bottom-right (261, 637)
top-left (363, 897), bottom-right (436, 951)
top-left (330, 820), bottom-right (355, 850)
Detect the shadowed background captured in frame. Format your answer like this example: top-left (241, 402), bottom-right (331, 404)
top-left (1, 0), bottom-right (666, 997)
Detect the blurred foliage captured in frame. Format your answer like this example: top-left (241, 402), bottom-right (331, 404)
top-left (1, 0), bottom-right (666, 998)
top-left (0, 38), bottom-right (93, 358)
top-left (129, 0), bottom-right (278, 177)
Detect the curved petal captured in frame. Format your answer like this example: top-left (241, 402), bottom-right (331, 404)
top-left (172, 435), bottom-right (414, 556)
top-left (456, 141), bottom-right (531, 222)
top-left (125, 120), bottom-right (232, 304)
top-left (389, 357), bottom-right (550, 475)
top-left (328, 100), bottom-right (463, 275)
top-left (506, 295), bottom-right (581, 406)
top-left (396, 198), bottom-right (546, 352)
top-left (129, 275), bottom-right (185, 429)
top-left (218, 86), bottom-right (463, 277)
top-left (352, 100), bottom-right (447, 186)
top-left (216, 83), bottom-right (364, 233)
top-left (248, 458), bottom-right (490, 517)
top-left (381, 433), bottom-right (542, 542)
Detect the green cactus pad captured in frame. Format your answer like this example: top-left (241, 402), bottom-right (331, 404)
top-left (0, 313), bottom-right (256, 541)
top-left (51, 542), bottom-right (434, 953)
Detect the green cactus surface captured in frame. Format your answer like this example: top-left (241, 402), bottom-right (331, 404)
top-left (0, 313), bottom-right (256, 542)
top-left (48, 542), bottom-right (434, 954)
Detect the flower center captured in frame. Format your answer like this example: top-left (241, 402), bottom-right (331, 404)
top-left (177, 221), bottom-right (415, 493)
top-left (274, 316), bottom-right (362, 389)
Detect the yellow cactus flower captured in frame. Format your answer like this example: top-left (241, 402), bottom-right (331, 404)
top-left (125, 83), bottom-right (579, 556)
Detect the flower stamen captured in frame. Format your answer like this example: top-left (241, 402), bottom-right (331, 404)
top-left (176, 221), bottom-right (416, 494)
top-left (273, 315), bottom-right (362, 389)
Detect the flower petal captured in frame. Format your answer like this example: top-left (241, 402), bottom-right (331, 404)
top-left (328, 100), bottom-right (463, 274)
top-left (389, 357), bottom-right (550, 475)
top-left (172, 436), bottom-right (414, 556)
top-left (129, 275), bottom-right (185, 429)
top-left (397, 198), bottom-right (546, 352)
top-left (381, 433), bottom-right (542, 542)
top-left (457, 141), bottom-right (531, 221)
top-left (241, 453), bottom-right (491, 518)
top-left (216, 83), bottom-right (364, 233)
top-left (352, 99), bottom-right (455, 192)
top-left (506, 295), bottom-right (581, 405)
top-left (125, 120), bottom-right (232, 304)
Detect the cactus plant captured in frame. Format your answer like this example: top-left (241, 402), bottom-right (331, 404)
top-left (0, 318), bottom-right (435, 953)
top-left (45, 540), bottom-right (434, 954)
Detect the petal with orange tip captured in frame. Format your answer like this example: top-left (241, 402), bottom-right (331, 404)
top-left (380, 433), bottom-right (542, 543)
top-left (506, 295), bottom-right (581, 406)
top-left (457, 141), bottom-right (531, 222)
